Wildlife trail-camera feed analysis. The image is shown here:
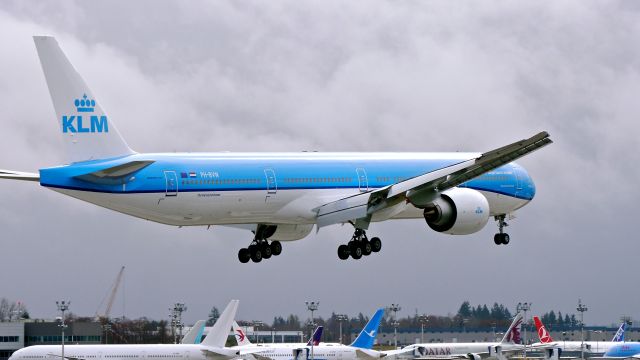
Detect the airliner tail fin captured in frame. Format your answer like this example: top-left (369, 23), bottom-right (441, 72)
top-left (500, 312), bottom-right (524, 344)
top-left (350, 308), bottom-right (384, 349)
top-left (533, 316), bottom-right (555, 344)
top-left (33, 36), bottom-right (134, 163)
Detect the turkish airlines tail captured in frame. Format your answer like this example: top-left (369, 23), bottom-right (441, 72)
top-left (533, 316), bottom-right (555, 343)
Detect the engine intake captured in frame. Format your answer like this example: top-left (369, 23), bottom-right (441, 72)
top-left (423, 188), bottom-right (490, 235)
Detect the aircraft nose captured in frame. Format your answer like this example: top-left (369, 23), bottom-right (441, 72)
top-left (513, 162), bottom-right (536, 200)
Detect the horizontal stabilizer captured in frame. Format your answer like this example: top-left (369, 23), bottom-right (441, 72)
top-left (0, 169), bottom-right (40, 182)
top-left (74, 160), bottom-right (154, 184)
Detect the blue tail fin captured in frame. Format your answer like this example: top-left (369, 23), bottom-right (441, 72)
top-left (307, 326), bottom-right (323, 346)
top-left (612, 322), bottom-right (626, 342)
top-left (350, 308), bottom-right (384, 349)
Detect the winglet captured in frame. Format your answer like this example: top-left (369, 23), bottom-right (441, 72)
top-left (533, 316), bottom-right (554, 344)
top-left (307, 326), bottom-right (323, 346)
top-left (350, 308), bottom-right (384, 349)
top-left (201, 300), bottom-right (239, 348)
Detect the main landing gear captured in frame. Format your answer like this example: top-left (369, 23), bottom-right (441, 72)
top-left (337, 228), bottom-right (382, 260)
top-left (494, 214), bottom-right (510, 245)
top-left (238, 225), bottom-right (282, 263)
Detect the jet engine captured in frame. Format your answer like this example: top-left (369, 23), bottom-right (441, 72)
top-left (422, 188), bottom-right (490, 235)
top-left (269, 224), bottom-right (314, 241)
top-left (466, 354), bottom-right (482, 360)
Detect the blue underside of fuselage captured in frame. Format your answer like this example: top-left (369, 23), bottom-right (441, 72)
top-left (38, 154), bottom-right (537, 201)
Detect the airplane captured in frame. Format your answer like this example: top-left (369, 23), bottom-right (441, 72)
top-left (602, 343), bottom-right (640, 358)
top-left (235, 308), bottom-right (386, 360)
top-left (182, 320), bottom-right (206, 344)
top-left (9, 300), bottom-right (253, 360)
top-left (232, 321), bottom-right (326, 347)
top-left (390, 312), bottom-right (524, 360)
top-left (532, 316), bottom-right (628, 355)
top-left (0, 36), bottom-right (552, 263)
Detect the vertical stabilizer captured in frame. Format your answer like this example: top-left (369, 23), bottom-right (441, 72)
top-left (500, 312), bottom-right (524, 344)
top-left (33, 36), bottom-right (134, 163)
top-left (350, 308), bottom-right (384, 349)
top-left (533, 316), bottom-right (554, 344)
top-left (232, 321), bottom-right (252, 346)
top-left (201, 300), bottom-right (239, 348)
top-left (182, 320), bottom-right (206, 344)
top-left (612, 322), bottom-right (626, 342)
top-left (306, 326), bottom-right (323, 346)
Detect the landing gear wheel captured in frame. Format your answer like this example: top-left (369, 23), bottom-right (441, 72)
top-left (238, 248), bottom-right (250, 263)
top-left (494, 234), bottom-right (501, 245)
top-left (270, 241), bottom-right (282, 256)
top-left (261, 242), bottom-right (272, 259)
top-left (502, 233), bottom-right (510, 245)
top-left (370, 237), bottom-right (382, 252)
top-left (350, 242), bottom-right (363, 259)
top-left (337, 244), bottom-right (350, 260)
top-left (362, 240), bottom-right (372, 256)
top-left (249, 245), bottom-right (262, 263)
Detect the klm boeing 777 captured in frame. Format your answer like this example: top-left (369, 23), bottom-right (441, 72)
top-left (0, 36), bottom-right (552, 263)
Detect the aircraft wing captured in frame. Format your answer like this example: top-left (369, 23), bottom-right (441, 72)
top-left (0, 169), bottom-right (40, 182)
top-left (315, 131), bottom-right (552, 228)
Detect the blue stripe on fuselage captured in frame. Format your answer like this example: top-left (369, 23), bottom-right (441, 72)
top-left (38, 153), bottom-right (535, 200)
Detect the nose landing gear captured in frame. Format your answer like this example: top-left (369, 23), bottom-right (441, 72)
top-left (337, 228), bottom-right (382, 260)
top-left (494, 215), bottom-right (510, 245)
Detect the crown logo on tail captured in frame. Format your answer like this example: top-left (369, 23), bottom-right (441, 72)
top-left (74, 94), bottom-right (96, 112)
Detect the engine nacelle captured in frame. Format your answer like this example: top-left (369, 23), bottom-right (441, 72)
top-left (423, 188), bottom-right (490, 235)
top-left (466, 354), bottom-right (482, 360)
top-left (269, 224), bottom-right (314, 241)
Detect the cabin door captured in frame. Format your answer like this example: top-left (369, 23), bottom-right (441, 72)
top-left (356, 168), bottom-right (368, 192)
top-left (164, 171), bottom-right (178, 197)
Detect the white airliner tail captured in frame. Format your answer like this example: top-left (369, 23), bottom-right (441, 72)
top-left (33, 36), bottom-right (134, 163)
top-left (232, 321), bottom-right (252, 346)
top-left (201, 300), bottom-right (239, 348)
top-left (500, 312), bottom-right (524, 344)
top-left (182, 320), bottom-right (206, 344)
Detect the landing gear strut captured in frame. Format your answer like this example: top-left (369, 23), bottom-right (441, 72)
top-left (238, 225), bottom-right (282, 263)
top-left (337, 228), bottom-right (382, 260)
top-left (493, 215), bottom-right (510, 245)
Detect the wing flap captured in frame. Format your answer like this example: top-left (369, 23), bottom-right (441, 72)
top-left (0, 169), bottom-right (40, 182)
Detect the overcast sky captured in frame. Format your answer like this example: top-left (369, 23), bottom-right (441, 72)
top-left (0, 1), bottom-right (639, 327)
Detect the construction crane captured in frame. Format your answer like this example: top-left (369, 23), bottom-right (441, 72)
top-left (95, 266), bottom-right (125, 321)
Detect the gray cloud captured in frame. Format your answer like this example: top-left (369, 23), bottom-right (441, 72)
top-left (0, 1), bottom-right (638, 325)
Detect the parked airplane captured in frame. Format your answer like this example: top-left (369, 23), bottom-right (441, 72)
top-left (0, 36), bottom-right (552, 263)
top-left (232, 321), bottom-right (325, 347)
top-left (237, 308), bottom-right (385, 360)
top-left (392, 312), bottom-right (524, 360)
top-left (9, 300), bottom-right (250, 360)
top-left (532, 316), bottom-right (627, 354)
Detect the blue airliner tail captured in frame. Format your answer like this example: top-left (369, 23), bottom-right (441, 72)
top-left (612, 322), bottom-right (627, 342)
top-left (350, 308), bottom-right (384, 349)
top-left (307, 326), bottom-right (323, 346)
